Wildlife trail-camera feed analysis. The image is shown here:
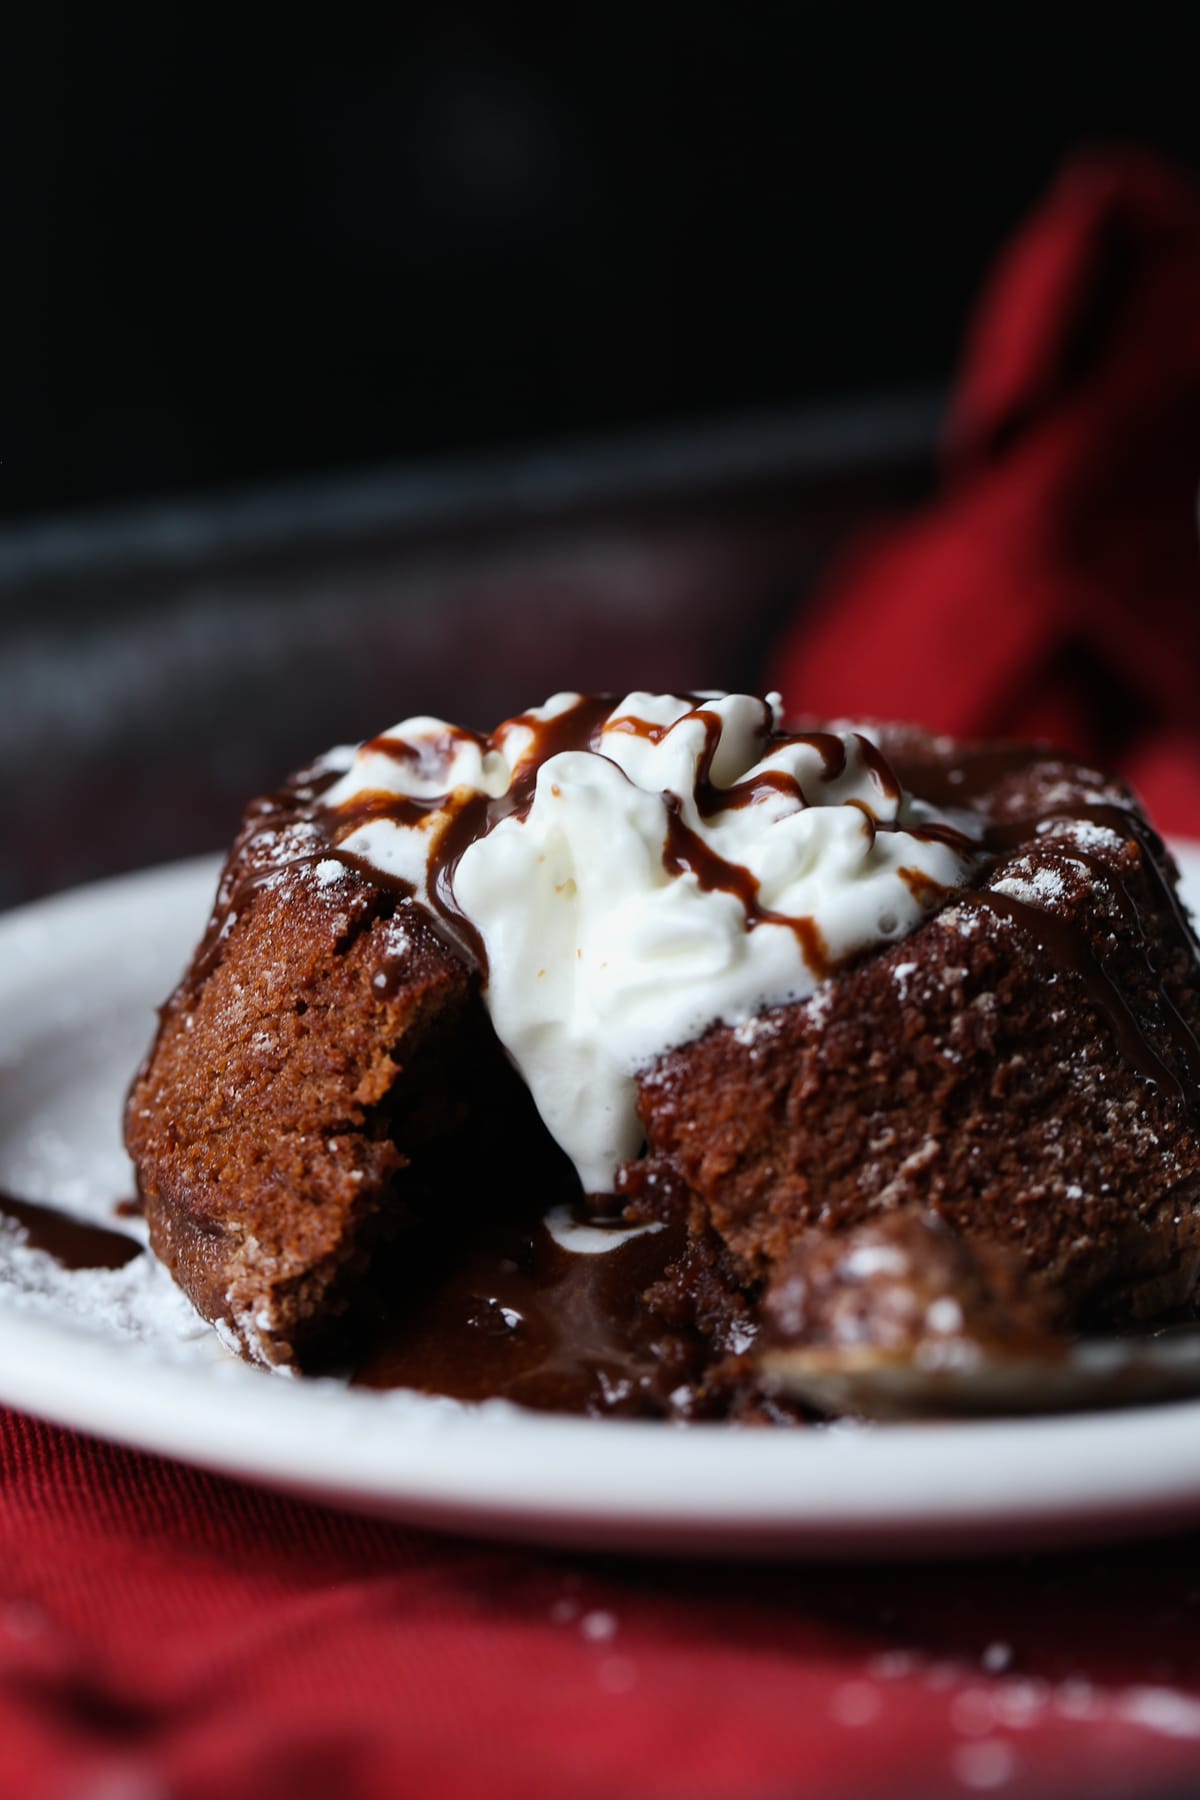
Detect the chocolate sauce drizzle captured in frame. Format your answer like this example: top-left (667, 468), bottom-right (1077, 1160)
top-left (313, 696), bottom-right (970, 983)
top-left (193, 707), bottom-right (1200, 1121)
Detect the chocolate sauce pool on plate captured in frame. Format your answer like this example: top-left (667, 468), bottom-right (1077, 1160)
top-left (0, 1191), bottom-right (143, 1271)
top-left (0, 1187), bottom-right (694, 1415)
top-left (353, 1210), bottom-right (692, 1416)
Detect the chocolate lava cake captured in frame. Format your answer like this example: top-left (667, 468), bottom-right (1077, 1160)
top-left (125, 695), bottom-right (1200, 1417)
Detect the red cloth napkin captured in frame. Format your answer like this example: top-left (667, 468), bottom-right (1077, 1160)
top-left (9, 154), bottom-right (1200, 1800)
top-left (771, 151), bottom-right (1200, 842)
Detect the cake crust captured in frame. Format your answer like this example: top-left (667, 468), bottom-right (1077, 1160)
top-left (126, 777), bottom-right (474, 1365)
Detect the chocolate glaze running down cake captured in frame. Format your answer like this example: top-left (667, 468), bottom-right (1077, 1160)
top-left (125, 695), bottom-right (1200, 1417)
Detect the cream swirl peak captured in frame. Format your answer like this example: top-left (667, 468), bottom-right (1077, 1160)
top-left (319, 692), bottom-right (980, 1191)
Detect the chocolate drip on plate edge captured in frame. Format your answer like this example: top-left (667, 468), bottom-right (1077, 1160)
top-left (0, 1191), bottom-right (143, 1272)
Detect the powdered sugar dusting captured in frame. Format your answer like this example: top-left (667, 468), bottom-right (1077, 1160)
top-left (381, 914), bottom-right (412, 959)
top-left (0, 1220), bottom-right (220, 1364)
top-left (1041, 818), bottom-right (1125, 855)
top-left (733, 1012), bottom-right (782, 1049)
top-left (892, 960), bottom-right (918, 998)
top-left (991, 866), bottom-right (1069, 908)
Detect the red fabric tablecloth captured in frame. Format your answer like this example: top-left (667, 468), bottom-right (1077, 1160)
top-left (7, 1410), bottom-right (1200, 1800)
top-left (8, 152), bottom-right (1200, 1799)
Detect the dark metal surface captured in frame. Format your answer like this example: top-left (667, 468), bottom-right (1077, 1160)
top-left (1, 390), bottom-right (940, 909)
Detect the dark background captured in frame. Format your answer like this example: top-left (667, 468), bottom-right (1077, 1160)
top-left (6, 5), bottom-right (1200, 523)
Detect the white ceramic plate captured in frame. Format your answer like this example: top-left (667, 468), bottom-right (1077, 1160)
top-left (2, 848), bottom-right (1200, 1559)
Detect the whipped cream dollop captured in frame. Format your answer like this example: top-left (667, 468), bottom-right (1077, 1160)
top-left (320, 693), bottom-right (979, 1192)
